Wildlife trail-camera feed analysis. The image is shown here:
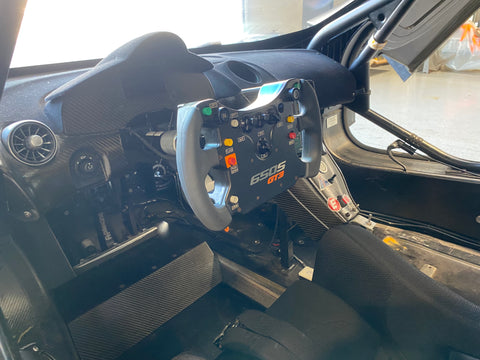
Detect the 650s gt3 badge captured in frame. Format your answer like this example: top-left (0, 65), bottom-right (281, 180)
top-left (250, 161), bottom-right (286, 186)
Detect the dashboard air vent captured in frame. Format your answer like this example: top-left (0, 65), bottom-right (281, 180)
top-left (2, 120), bottom-right (57, 166)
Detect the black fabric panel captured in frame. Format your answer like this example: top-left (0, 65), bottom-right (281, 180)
top-left (0, 70), bottom-right (82, 131)
top-left (45, 32), bottom-right (212, 102)
top-left (221, 326), bottom-right (296, 360)
top-left (266, 280), bottom-right (380, 360)
top-left (205, 50), bottom-right (356, 108)
top-left (232, 310), bottom-right (316, 360)
top-left (449, 352), bottom-right (480, 360)
top-left (172, 354), bottom-right (208, 360)
top-left (313, 224), bottom-right (480, 360)
top-left (216, 350), bottom-right (259, 360)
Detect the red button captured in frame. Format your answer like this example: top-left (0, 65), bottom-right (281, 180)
top-left (288, 132), bottom-right (297, 140)
top-left (328, 197), bottom-right (341, 212)
top-left (342, 195), bottom-right (351, 204)
top-left (228, 157), bottom-right (237, 166)
top-left (225, 153), bottom-right (237, 168)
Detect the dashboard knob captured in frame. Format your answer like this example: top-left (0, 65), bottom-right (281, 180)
top-left (25, 134), bottom-right (44, 150)
top-left (74, 154), bottom-right (98, 176)
top-left (256, 137), bottom-right (271, 159)
top-left (79, 157), bottom-right (96, 174)
top-left (267, 113), bottom-right (279, 124)
top-left (289, 87), bottom-right (300, 100)
top-left (72, 152), bottom-right (102, 178)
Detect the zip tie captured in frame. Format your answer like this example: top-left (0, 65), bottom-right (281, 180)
top-left (368, 36), bottom-right (387, 51)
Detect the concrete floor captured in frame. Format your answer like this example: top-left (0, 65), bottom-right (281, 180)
top-left (349, 66), bottom-right (480, 161)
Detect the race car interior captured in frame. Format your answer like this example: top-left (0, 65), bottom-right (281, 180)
top-left (1, 1), bottom-right (480, 360)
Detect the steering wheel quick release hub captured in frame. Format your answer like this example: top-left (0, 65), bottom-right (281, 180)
top-left (176, 79), bottom-right (322, 231)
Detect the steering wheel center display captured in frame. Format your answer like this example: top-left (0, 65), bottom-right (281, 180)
top-left (176, 79), bottom-right (322, 231)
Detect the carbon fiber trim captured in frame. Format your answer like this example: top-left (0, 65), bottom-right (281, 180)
top-left (69, 242), bottom-right (222, 360)
top-left (60, 72), bottom-right (214, 135)
top-left (0, 264), bottom-right (36, 338)
top-left (274, 179), bottom-right (344, 240)
top-left (0, 236), bottom-right (79, 358)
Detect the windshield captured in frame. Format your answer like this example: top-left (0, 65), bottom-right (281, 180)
top-left (11, 0), bottom-right (349, 68)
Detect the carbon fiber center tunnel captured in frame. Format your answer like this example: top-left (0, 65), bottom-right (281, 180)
top-left (68, 243), bottom-right (222, 360)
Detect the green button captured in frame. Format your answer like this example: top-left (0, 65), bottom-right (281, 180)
top-left (294, 82), bottom-right (301, 89)
top-left (202, 107), bottom-right (213, 116)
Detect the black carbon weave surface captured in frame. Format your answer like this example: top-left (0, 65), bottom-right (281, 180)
top-left (57, 71), bottom-right (213, 136)
top-left (0, 237), bottom-right (79, 358)
top-left (0, 263), bottom-right (36, 338)
top-left (68, 242), bottom-right (222, 360)
top-left (60, 78), bottom-right (165, 135)
top-left (274, 179), bottom-right (343, 240)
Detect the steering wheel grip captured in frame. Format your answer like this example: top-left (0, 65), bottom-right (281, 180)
top-left (297, 80), bottom-right (322, 177)
top-left (176, 104), bottom-right (232, 231)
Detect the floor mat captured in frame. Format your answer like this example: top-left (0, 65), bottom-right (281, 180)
top-left (118, 284), bottom-right (263, 360)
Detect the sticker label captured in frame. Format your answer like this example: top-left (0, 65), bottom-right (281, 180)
top-left (230, 165), bottom-right (239, 174)
top-left (287, 124), bottom-right (294, 130)
top-left (326, 114), bottom-right (338, 128)
top-left (225, 147), bottom-right (234, 155)
top-left (237, 135), bottom-right (246, 143)
top-left (317, 178), bottom-right (331, 190)
top-left (288, 139), bottom-right (295, 146)
top-left (298, 266), bottom-right (314, 281)
top-left (327, 197), bottom-right (341, 212)
top-left (258, 130), bottom-right (265, 137)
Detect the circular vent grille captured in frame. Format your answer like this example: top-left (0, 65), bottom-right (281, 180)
top-left (2, 120), bottom-right (57, 166)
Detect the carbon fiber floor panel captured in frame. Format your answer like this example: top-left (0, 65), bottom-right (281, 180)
top-left (118, 284), bottom-right (263, 360)
top-left (69, 242), bottom-right (222, 360)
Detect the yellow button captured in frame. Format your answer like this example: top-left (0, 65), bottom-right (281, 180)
top-left (287, 116), bottom-right (295, 123)
top-left (224, 138), bottom-right (233, 147)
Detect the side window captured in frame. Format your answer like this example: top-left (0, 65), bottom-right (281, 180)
top-left (348, 14), bottom-right (480, 162)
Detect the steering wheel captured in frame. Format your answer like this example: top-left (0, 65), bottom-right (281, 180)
top-left (176, 79), bottom-right (322, 231)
